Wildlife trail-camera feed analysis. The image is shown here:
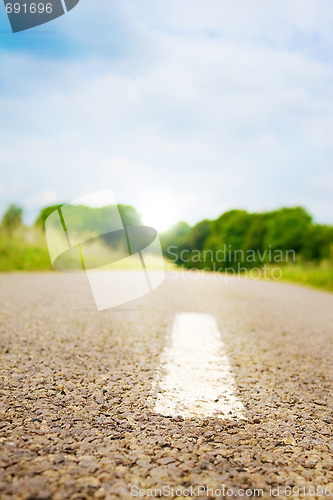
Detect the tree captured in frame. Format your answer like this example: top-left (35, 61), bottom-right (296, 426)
top-left (263, 207), bottom-right (312, 253)
top-left (160, 221), bottom-right (192, 266)
top-left (160, 205), bottom-right (333, 271)
top-left (1, 204), bottom-right (23, 234)
top-left (35, 205), bottom-right (64, 232)
top-left (118, 204), bottom-right (142, 226)
top-left (301, 225), bottom-right (333, 261)
top-left (187, 220), bottom-right (211, 251)
top-left (35, 203), bottom-right (142, 233)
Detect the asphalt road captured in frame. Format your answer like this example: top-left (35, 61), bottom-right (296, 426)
top-left (0, 272), bottom-right (332, 499)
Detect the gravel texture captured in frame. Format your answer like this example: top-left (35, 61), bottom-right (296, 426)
top-left (0, 272), bottom-right (332, 499)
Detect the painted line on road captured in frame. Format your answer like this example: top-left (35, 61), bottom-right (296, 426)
top-left (152, 313), bottom-right (245, 419)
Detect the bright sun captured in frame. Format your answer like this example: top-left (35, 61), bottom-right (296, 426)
top-left (139, 198), bottom-right (180, 233)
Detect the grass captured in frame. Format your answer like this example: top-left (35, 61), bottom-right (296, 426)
top-left (0, 235), bottom-right (52, 272)
top-left (217, 261), bottom-right (332, 292)
top-left (0, 229), bottom-right (166, 272)
top-left (0, 229), bottom-right (332, 292)
top-left (269, 261), bottom-right (333, 292)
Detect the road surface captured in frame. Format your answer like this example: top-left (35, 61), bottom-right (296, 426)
top-left (0, 272), bottom-right (332, 499)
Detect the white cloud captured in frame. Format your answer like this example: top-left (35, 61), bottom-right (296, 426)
top-left (0, 0), bottom-right (332, 225)
top-left (24, 190), bottom-right (58, 208)
top-left (310, 170), bottom-right (333, 195)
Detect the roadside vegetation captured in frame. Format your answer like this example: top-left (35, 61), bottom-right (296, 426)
top-left (0, 203), bottom-right (143, 272)
top-left (0, 203), bottom-right (332, 291)
top-left (160, 207), bottom-right (333, 291)
top-left (0, 204), bottom-right (51, 271)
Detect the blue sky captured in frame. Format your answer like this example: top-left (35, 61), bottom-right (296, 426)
top-left (0, 0), bottom-right (332, 230)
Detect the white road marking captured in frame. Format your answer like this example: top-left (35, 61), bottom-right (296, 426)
top-left (153, 313), bottom-right (245, 419)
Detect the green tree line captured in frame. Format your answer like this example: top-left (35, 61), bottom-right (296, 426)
top-left (0, 203), bottom-right (142, 271)
top-left (1, 204), bottom-right (333, 290)
top-left (160, 207), bottom-right (333, 270)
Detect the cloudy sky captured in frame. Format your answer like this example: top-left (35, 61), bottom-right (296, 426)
top-left (0, 0), bottom-right (332, 230)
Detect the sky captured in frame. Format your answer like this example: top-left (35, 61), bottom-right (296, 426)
top-left (0, 0), bottom-right (332, 231)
